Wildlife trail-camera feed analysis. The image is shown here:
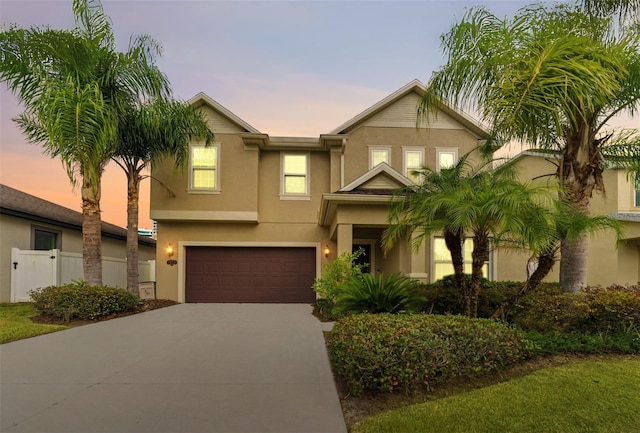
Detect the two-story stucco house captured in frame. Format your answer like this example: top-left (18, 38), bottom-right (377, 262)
top-left (150, 80), bottom-right (640, 303)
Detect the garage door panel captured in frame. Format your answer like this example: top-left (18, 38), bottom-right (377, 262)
top-left (185, 246), bottom-right (316, 303)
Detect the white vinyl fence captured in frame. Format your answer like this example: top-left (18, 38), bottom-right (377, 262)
top-left (10, 248), bottom-right (156, 302)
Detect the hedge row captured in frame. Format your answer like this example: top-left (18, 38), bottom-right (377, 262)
top-left (30, 284), bottom-right (140, 322)
top-left (329, 313), bottom-right (532, 395)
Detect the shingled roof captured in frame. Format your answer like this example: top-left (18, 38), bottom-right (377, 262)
top-left (0, 184), bottom-right (155, 247)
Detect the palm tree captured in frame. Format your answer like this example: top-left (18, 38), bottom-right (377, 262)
top-left (492, 201), bottom-right (622, 318)
top-left (419, 3), bottom-right (640, 293)
top-left (384, 152), bottom-right (554, 317)
top-left (0, 0), bottom-right (169, 285)
top-left (112, 100), bottom-right (214, 294)
top-left (383, 153), bottom-right (475, 300)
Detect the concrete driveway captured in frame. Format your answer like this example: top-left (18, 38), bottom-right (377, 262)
top-left (1, 304), bottom-right (347, 433)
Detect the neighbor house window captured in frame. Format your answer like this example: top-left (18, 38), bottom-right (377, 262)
top-left (635, 176), bottom-right (640, 207)
top-left (31, 227), bottom-right (61, 250)
top-left (436, 148), bottom-right (458, 172)
top-left (369, 147), bottom-right (390, 169)
top-left (403, 148), bottom-right (424, 183)
top-left (189, 144), bottom-right (219, 191)
top-left (281, 153), bottom-right (309, 198)
top-left (433, 237), bottom-right (490, 282)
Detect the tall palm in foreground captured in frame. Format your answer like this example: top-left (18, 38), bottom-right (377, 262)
top-left (419, 3), bottom-right (640, 293)
top-left (0, 0), bottom-right (169, 285)
top-left (113, 100), bottom-right (214, 294)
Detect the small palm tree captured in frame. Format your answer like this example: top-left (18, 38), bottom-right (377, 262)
top-left (385, 151), bottom-right (555, 317)
top-left (383, 152), bottom-right (480, 301)
top-left (112, 100), bottom-right (214, 293)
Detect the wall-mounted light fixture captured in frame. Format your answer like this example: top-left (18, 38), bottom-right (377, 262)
top-left (166, 244), bottom-right (177, 266)
top-left (323, 245), bottom-right (331, 258)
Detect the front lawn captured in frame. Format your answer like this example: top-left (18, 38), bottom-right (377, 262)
top-left (351, 359), bottom-right (640, 433)
top-left (0, 303), bottom-right (69, 344)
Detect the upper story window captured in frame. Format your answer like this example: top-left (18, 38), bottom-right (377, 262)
top-left (369, 147), bottom-right (390, 169)
top-left (403, 148), bottom-right (424, 183)
top-left (436, 148), bottom-right (458, 172)
top-left (189, 144), bottom-right (219, 192)
top-left (32, 227), bottom-right (61, 250)
top-left (281, 153), bottom-right (310, 199)
top-left (635, 176), bottom-right (640, 207)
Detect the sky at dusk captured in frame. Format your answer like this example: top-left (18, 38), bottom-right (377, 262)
top-left (1, 0), bottom-right (638, 229)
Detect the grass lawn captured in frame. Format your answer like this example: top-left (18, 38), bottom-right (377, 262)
top-left (0, 303), bottom-right (69, 344)
top-left (352, 359), bottom-right (640, 433)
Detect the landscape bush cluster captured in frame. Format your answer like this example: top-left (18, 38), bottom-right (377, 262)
top-left (511, 284), bottom-right (640, 334)
top-left (326, 276), bottom-right (640, 396)
top-left (30, 284), bottom-right (140, 322)
top-left (330, 313), bottom-right (532, 395)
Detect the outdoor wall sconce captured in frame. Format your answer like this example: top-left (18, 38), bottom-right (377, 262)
top-left (166, 244), bottom-right (177, 266)
top-left (323, 245), bottom-right (331, 258)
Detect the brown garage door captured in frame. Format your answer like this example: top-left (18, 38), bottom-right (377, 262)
top-left (185, 246), bottom-right (317, 303)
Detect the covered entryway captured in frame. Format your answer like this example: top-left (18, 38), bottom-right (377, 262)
top-left (185, 246), bottom-right (316, 303)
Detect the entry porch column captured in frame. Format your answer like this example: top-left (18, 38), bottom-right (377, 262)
top-left (336, 224), bottom-right (353, 255)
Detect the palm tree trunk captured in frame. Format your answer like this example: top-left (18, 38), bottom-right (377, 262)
top-left (469, 233), bottom-right (489, 318)
top-left (126, 167), bottom-right (140, 295)
top-left (558, 128), bottom-right (603, 294)
top-left (559, 235), bottom-right (589, 293)
top-left (491, 250), bottom-right (557, 319)
top-left (444, 228), bottom-right (468, 315)
top-left (82, 176), bottom-right (102, 286)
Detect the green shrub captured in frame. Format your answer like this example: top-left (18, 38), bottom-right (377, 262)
top-left (334, 273), bottom-right (425, 315)
top-left (512, 284), bottom-right (640, 334)
top-left (416, 275), bottom-right (561, 318)
top-left (330, 313), bottom-right (532, 395)
top-left (524, 330), bottom-right (640, 355)
top-left (577, 285), bottom-right (640, 334)
top-left (30, 284), bottom-right (140, 322)
top-left (313, 249), bottom-right (366, 299)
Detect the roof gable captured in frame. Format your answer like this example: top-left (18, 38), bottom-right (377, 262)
top-left (189, 92), bottom-right (260, 134)
top-left (340, 163), bottom-right (412, 193)
top-left (330, 80), bottom-right (489, 138)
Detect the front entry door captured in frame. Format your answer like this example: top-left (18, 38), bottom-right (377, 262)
top-left (352, 244), bottom-right (372, 273)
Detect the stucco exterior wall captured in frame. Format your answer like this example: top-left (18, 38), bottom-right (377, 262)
top-left (494, 154), bottom-right (640, 286)
top-left (342, 127), bottom-right (480, 186)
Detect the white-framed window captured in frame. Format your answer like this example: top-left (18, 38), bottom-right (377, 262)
top-left (436, 148), bottom-right (458, 172)
top-left (635, 175), bottom-right (640, 207)
top-left (432, 237), bottom-right (490, 282)
top-left (369, 147), bottom-right (390, 169)
top-left (281, 153), bottom-right (310, 199)
top-left (189, 144), bottom-right (220, 192)
top-left (403, 148), bottom-right (424, 183)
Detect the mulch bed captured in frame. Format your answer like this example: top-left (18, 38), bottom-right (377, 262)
top-left (30, 299), bottom-right (179, 327)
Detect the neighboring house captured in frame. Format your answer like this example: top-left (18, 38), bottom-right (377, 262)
top-left (150, 80), bottom-right (640, 303)
top-left (0, 184), bottom-right (156, 302)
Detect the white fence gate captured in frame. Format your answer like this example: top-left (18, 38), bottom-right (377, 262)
top-left (10, 248), bottom-right (156, 302)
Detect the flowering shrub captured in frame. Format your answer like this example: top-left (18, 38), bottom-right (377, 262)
top-left (329, 313), bottom-right (532, 395)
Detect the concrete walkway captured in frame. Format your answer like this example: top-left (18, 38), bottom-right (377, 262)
top-left (1, 304), bottom-right (347, 433)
